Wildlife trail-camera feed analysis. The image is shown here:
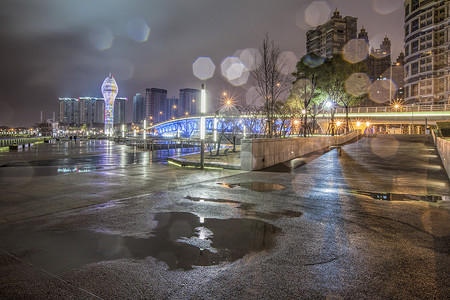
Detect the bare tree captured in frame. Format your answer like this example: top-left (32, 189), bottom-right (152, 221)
top-left (250, 34), bottom-right (292, 138)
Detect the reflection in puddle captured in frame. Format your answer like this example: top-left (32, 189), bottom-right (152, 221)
top-left (0, 166), bottom-right (98, 177)
top-left (186, 196), bottom-right (302, 219)
top-left (217, 182), bottom-right (286, 191)
top-left (57, 167), bottom-right (96, 174)
top-left (2, 212), bottom-right (280, 272)
top-left (349, 190), bottom-right (442, 203)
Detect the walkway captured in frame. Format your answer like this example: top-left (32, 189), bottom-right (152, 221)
top-left (0, 135), bottom-right (449, 299)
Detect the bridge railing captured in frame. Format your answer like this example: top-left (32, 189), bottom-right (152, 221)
top-left (335, 104), bottom-right (449, 114)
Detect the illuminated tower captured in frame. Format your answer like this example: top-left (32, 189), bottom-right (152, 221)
top-left (101, 73), bottom-right (118, 135)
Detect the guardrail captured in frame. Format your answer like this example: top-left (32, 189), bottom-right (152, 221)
top-left (334, 104), bottom-right (450, 114)
top-left (0, 137), bottom-right (52, 147)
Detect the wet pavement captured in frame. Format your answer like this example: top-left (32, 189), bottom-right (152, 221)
top-left (0, 135), bottom-right (449, 299)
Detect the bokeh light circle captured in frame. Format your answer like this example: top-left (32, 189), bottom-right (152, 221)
top-left (304, 1), bottom-right (332, 27)
top-left (303, 54), bottom-right (325, 68)
top-left (126, 18), bottom-right (150, 43)
top-left (245, 86), bottom-right (264, 106)
top-left (373, 0), bottom-right (403, 15)
top-left (221, 56), bottom-right (249, 86)
top-left (89, 26), bottom-right (113, 51)
top-left (193, 57), bottom-right (216, 80)
top-left (277, 51), bottom-right (298, 75)
top-left (343, 39), bottom-right (369, 63)
top-left (345, 73), bottom-right (371, 97)
top-left (239, 48), bottom-right (262, 71)
top-left (368, 79), bottom-right (397, 103)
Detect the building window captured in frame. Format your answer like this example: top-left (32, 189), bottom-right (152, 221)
top-left (405, 44), bottom-right (409, 56)
top-left (411, 40), bottom-right (419, 53)
top-left (405, 24), bottom-right (409, 36)
top-left (411, 83), bottom-right (418, 96)
top-left (405, 4), bottom-right (410, 17)
top-left (411, 19), bottom-right (419, 32)
top-left (412, 62), bottom-right (418, 75)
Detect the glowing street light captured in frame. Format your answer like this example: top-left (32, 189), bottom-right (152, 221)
top-left (213, 117), bottom-right (218, 142)
top-left (356, 121), bottom-right (361, 127)
top-left (122, 124), bottom-right (125, 138)
top-left (200, 84), bottom-right (206, 169)
top-left (143, 119), bottom-right (147, 140)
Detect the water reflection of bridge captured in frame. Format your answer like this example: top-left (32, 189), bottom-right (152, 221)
top-left (149, 105), bottom-right (450, 137)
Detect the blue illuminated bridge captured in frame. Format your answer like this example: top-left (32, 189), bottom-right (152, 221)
top-left (148, 104), bottom-right (450, 137)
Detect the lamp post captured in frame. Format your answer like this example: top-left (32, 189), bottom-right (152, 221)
top-left (143, 120), bottom-right (146, 140)
top-left (200, 84), bottom-right (206, 169)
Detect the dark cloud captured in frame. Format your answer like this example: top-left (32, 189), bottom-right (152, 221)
top-left (0, 0), bottom-right (404, 127)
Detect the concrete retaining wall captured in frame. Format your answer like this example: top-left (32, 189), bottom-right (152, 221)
top-left (436, 137), bottom-right (450, 179)
top-left (240, 131), bottom-right (359, 171)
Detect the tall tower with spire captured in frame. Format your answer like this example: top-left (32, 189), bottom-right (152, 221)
top-left (101, 73), bottom-right (118, 136)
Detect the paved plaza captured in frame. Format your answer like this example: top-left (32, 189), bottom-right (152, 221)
top-left (0, 135), bottom-right (449, 299)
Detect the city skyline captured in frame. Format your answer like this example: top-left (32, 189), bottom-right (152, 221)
top-left (0, 0), bottom-right (405, 127)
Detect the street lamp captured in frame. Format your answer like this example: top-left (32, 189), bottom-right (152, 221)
top-left (143, 120), bottom-right (146, 140)
top-left (200, 84), bottom-right (206, 169)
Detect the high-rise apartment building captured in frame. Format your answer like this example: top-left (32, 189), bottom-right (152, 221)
top-left (369, 37), bottom-right (392, 80)
top-left (58, 96), bottom-right (126, 126)
top-left (78, 97), bottom-right (97, 125)
top-left (133, 93), bottom-right (144, 123)
top-left (145, 88), bottom-right (167, 124)
top-left (114, 97), bottom-right (127, 124)
top-left (306, 9), bottom-right (358, 58)
top-left (58, 98), bottom-right (79, 125)
top-left (179, 88), bottom-right (200, 117)
top-left (94, 99), bottom-right (105, 124)
top-left (403, 0), bottom-right (450, 104)
top-left (167, 96), bottom-right (179, 120)
top-left (358, 28), bottom-right (393, 81)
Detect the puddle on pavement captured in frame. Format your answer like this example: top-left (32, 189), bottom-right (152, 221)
top-left (186, 196), bottom-right (302, 220)
top-left (2, 212), bottom-right (280, 273)
top-left (217, 182), bottom-right (286, 192)
top-left (349, 190), bottom-right (442, 203)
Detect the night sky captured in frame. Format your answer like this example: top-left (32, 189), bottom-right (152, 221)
top-left (0, 0), bottom-right (405, 127)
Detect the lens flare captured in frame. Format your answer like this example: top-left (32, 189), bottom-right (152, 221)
top-left (88, 26), bottom-right (113, 51)
top-left (277, 51), bottom-right (298, 75)
top-left (369, 79), bottom-right (397, 103)
top-left (193, 57), bottom-right (216, 80)
top-left (303, 54), bottom-right (325, 68)
top-left (345, 73), bottom-right (371, 97)
top-left (245, 86), bottom-right (264, 106)
top-left (239, 48), bottom-right (262, 71)
top-left (343, 39), bottom-right (369, 63)
top-left (304, 1), bottom-right (332, 27)
top-left (126, 18), bottom-right (150, 43)
top-left (373, 0), bottom-right (403, 15)
top-left (221, 56), bottom-right (249, 86)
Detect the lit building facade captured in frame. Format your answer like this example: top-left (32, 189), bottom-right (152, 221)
top-left (179, 88), bottom-right (200, 117)
top-left (101, 73), bottom-right (119, 135)
top-left (58, 98), bottom-right (79, 125)
top-left (133, 93), bottom-right (145, 123)
top-left (78, 97), bottom-right (97, 125)
top-left (145, 88), bottom-right (167, 124)
top-left (167, 96), bottom-right (179, 120)
top-left (369, 36), bottom-right (392, 80)
top-left (59, 96), bottom-right (126, 128)
top-left (404, 0), bottom-right (450, 104)
top-left (114, 97), bottom-right (127, 124)
top-left (306, 9), bottom-right (358, 58)
top-left (94, 99), bottom-right (105, 124)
